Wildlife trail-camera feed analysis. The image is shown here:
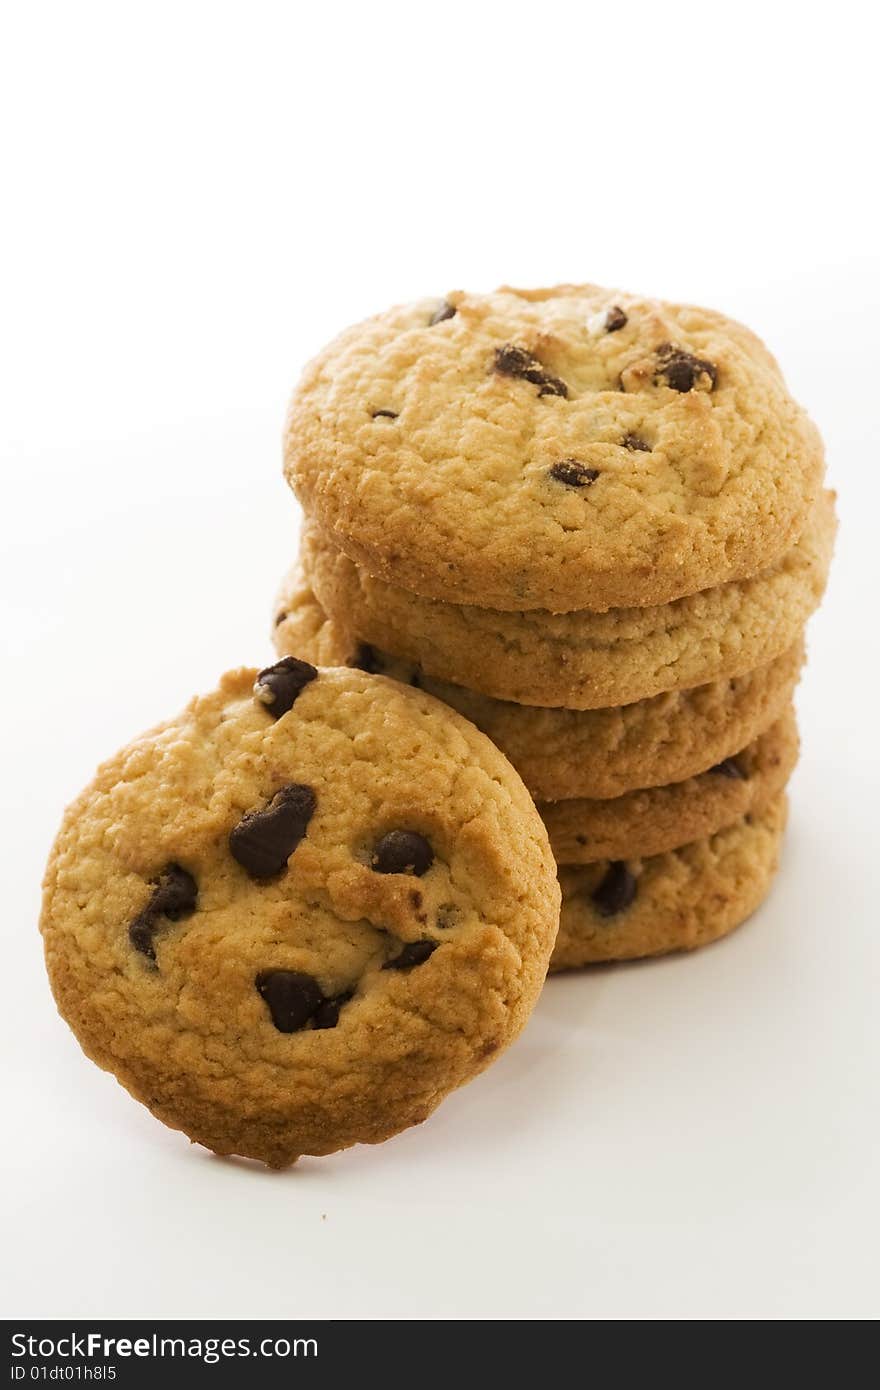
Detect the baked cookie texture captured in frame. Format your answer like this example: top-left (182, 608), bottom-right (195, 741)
top-left (551, 795), bottom-right (788, 969)
top-left (540, 708), bottom-right (797, 863)
top-left (284, 285), bottom-right (824, 613)
top-left (41, 666), bottom-right (560, 1167)
top-left (301, 490), bottom-right (836, 709)
top-left (273, 573), bottom-right (805, 803)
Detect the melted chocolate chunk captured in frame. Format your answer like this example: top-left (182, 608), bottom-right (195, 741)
top-left (128, 918), bottom-right (157, 958)
top-left (710, 758), bottom-right (746, 779)
top-left (383, 940), bottom-right (438, 971)
top-left (429, 301), bottom-right (456, 325)
top-left (549, 460), bottom-right (600, 488)
top-left (256, 970), bottom-right (324, 1032)
top-left (621, 433), bottom-right (651, 452)
top-left (493, 344), bottom-right (568, 398)
top-left (605, 305), bottom-right (628, 332)
top-left (230, 784), bottom-right (317, 879)
top-left (312, 991), bottom-right (353, 1030)
top-left (128, 864), bottom-right (197, 960)
top-left (591, 862), bottom-right (637, 918)
top-left (150, 864), bottom-right (198, 921)
top-left (274, 610), bottom-right (288, 628)
top-left (254, 657), bottom-right (318, 718)
top-left (371, 409), bottom-right (398, 419)
top-left (655, 342), bottom-right (717, 392)
top-left (371, 831), bottom-right (434, 876)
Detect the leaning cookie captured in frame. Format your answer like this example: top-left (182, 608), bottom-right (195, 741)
top-left (285, 284), bottom-right (824, 612)
top-left (552, 796), bottom-right (787, 969)
top-left (273, 573), bottom-right (805, 802)
top-left (302, 490), bottom-right (836, 709)
top-left (541, 708), bottom-right (797, 863)
top-left (41, 664), bottom-right (559, 1167)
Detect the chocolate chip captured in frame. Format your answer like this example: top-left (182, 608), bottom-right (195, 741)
top-left (591, 862), bottom-right (637, 918)
top-left (351, 643), bottom-right (381, 674)
top-left (710, 758), bottom-right (746, 779)
top-left (371, 830), bottom-right (434, 876)
top-left (493, 344), bottom-right (568, 398)
top-left (371, 409), bottom-right (398, 419)
top-left (605, 305), bottom-right (627, 332)
top-left (494, 344), bottom-right (533, 377)
top-left (429, 301), bottom-right (456, 325)
top-left (230, 784), bottom-right (317, 879)
top-left (128, 919), bottom-right (158, 959)
top-left (312, 991), bottom-right (353, 1030)
top-left (655, 343), bottom-right (717, 392)
top-left (548, 460), bottom-right (600, 488)
top-left (254, 657), bottom-right (318, 718)
top-left (383, 940), bottom-right (438, 971)
top-left (274, 610), bottom-right (288, 628)
top-left (128, 863), bottom-right (197, 960)
top-left (256, 970), bottom-right (324, 1032)
top-left (622, 433), bottom-right (651, 452)
top-left (151, 864), bottom-right (198, 921)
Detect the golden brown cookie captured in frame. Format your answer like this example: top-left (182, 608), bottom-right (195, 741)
top-left (552, 796), bottom-right (787, 969)
top-left (285, 285), bottom-right (824, 613)
top-left (541, 708), bottom-right (797, 863)
top-left (41, 665), bottom-right (559, 1167)
top-left (273, 573), bottom-right (805, 802)
top-left (302, 490), bottom-right (836, 709)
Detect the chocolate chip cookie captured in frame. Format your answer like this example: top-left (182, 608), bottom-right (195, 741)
top-left (302, 490), bottom-right (836, 709)
top-left (273, 573), bottom-right (805, 802)
top-left (552, 795), bottom-right (788, 969)
top-left (284, 285), bottom-right (824, 613)
top-left (540, 708), bottom-right (797, 863)
top-left (41, 666), bottom-right (559, 1167)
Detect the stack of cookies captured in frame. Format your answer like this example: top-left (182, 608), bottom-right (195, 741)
top-left (38, 281), bottom-right (837, 1169)
top-left (278, 284), bottom-right (836, 969)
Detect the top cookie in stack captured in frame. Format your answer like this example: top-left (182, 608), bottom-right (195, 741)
top-left (281, 284), bottom-right (835, 969)
top-left (285, 284), bottom-right (824, 615)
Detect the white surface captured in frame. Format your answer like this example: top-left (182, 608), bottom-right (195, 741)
top-left (2, 1), bottom-right (878, 1322)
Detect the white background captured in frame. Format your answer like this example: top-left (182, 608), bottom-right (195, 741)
top-left (2, 1), bottom-right (878, 1321)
